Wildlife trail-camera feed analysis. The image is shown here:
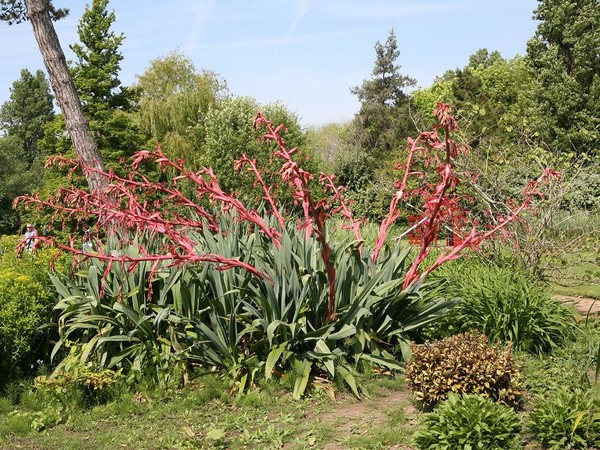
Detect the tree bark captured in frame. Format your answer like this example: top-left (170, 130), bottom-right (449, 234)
top-left (25, 0), bottom-right (107, 194)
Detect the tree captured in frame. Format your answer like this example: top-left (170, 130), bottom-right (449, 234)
top-left (0, 68), bottom-right (54, 164)
top-left (450, 50), bottom-right (535, 149)
top-left (135, 51), bottom-right (227, 165)
top-left (70, 0), bottom-right (126, 116)
top-left (66, 0), bottom-right (141, 168)
top-left (0, 135), bottom-right (40, 232)
top-left (200, 97), bottom-right (316, 204)
top-left (0, 0), bottom-right (107, 193)
top-left (350, 29), bottom-right (416, 159)
top-left (526, 0), bottom-right (600, 158)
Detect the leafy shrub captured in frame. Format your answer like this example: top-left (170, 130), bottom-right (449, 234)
top-left (414, 393), bottom-right (522, 450)
top-left (529, 387), bottom-right (600, 449)
top-left (404, 330), bottom-right (522, 407)
top-left (433, 259), bottom-right (576, 353)
top-left (35, 359), bottom-right (122, 408)
top-left (0, 235), bottom-right (68, 388)
top-left (0, 268), bottom-right (50, 385)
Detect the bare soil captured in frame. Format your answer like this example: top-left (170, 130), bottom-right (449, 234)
top-left (315, 388), bottom-right (418, 450)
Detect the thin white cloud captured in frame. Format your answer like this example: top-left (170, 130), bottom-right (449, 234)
top-left (279, 0), bottom-right (312, 46)
top-left (180, 0), bottom-right (217, 52)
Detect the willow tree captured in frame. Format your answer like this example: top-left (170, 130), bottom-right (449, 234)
top-left (135, 52), bottom-right (228, 166)
top-left (0, 0), bottom-right (107, 193)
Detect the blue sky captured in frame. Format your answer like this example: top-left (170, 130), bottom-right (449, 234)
top-left (0, 0), bottom-right (540, 127)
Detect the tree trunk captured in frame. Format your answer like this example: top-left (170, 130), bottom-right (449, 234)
top-left (25, 0), bottom-right (107, 194)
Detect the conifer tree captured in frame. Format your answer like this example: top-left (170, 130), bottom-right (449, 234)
top-left (0, 68), bottom-right (54, 164)
top-left (350, 29), bottom-right (416, 159)
top-left (0, 0), bottom-right (107, 193)
top-left (70, 0), bottom-right (126, 117)
top-left (67, 0), bottom-right (141, 167)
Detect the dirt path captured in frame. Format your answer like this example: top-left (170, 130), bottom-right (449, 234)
top-left (312, 388), bottom-right (418, 450)
top-left (555, 295), bottom-right (600, 315)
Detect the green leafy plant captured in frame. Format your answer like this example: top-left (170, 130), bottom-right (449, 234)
top-left (35, 357), bottom-right (122, 408)
top-left (48, 213), bottom-right (454, 398)
top-left (0, 267), bottom-right (50, 386)
top-left (434, 258), bottom-right (576, 353)
top-left (414, 393), bottom-right (522, 450)
top-left (529, 387), bottom-right (600, 449)
top-left (404, 330), bottom-right (522, 407)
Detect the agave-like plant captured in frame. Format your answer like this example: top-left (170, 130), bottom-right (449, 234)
top-left (49, 211), bottom-right (454, 397)
top-left (243, 222), bottom-right (455, 397)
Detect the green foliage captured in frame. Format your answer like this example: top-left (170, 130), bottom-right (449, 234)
top-left (529, 387), bottom-right (600, 449)
top-left (0, 1), bottom-right (68, 24)
top-left (414, 393), bottom-right (522, 450)
top-left (70, 0), bottom-right (126, 115)
top-left (411, 76), bottom-right (454, 127)
top-left (35, 358), bottom-right (122, 409)
top-left (405, 330), bottom-right (522, 408)
top-left (67, 0), bottom-right (142, 169)
top-left (561, 162), bottom-right (600, 211)
top-left (49, 211), bottom-right (453, 397)
top-left (526, 0), bottom-right (600, 157)
top-left (135, 51), bottom-right (227, 163)
top-left (0, 267), bottom-right (49, 386)
top-left (0, 68), bottom-right (54, 233)
top-left (200, 96), bottom-right (320, 207)
top-left (520, 318), bottom-right (600, 400)
top-left (350, 29), bottom-right (417, 160)
top-left (0, 68), bottom-right (54, 164)
top-left (0, 235), bottom-right (67, 387)
top-left (305, 121), bottom-right (349, 169)
top-left (456, 52), bottom-right (534, 147)
top-left (0, 136), bottom-right (42, 233)
top-left (433, 259), bottom-right (576, 353)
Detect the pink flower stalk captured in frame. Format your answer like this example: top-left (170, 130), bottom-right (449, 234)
top-left (235, 154), bottom-right (285, 232)
top-left (319, 173), bottom-right (364, 250)
top-left (254, 113), bottom-right (338, 321)
top-left (371, 102), bottom-right (558, 289)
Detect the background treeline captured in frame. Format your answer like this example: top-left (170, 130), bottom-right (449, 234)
top-left (1, 0), bottom-right (598, 236)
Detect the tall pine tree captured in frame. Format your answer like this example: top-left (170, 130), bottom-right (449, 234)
top-left (67, 0), bottom-right (141, 167)
top-left (70, 0), bottom-right (126, 116)
top-left (0, 68), bottom-right (54, 165)
top-left (350, 29), bottom-right (416, 160)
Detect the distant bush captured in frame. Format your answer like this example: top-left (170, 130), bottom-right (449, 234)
top-left (432, 259), bottom-right (576, 353)
top-left (415, 393), bottom-right (522, 450)
top-left (405, 330), bottom-right (522, 408)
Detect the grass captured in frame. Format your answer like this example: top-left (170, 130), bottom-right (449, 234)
top-left (0, 374), bottom-right (417, 450)
top-left (3, 324), bottom-right (599, 450)
top-left (549, 252), bottom-right (600, 300)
